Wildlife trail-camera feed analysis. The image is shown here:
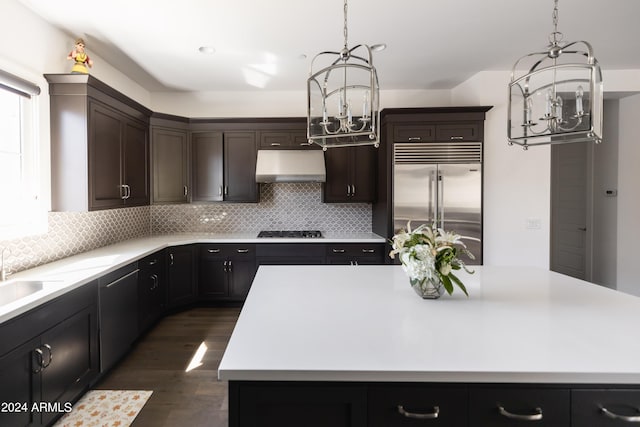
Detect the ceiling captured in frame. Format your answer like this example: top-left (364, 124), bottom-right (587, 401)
top-left (18, 0), bottom-right (640, 93)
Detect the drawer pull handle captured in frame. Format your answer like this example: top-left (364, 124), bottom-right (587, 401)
top-left (498, 405), bottom-right (543, 421)
top-left (397, 405), bottom-right (439, 419)
top-left (236, 249), bottom-right (250, 253)
top-left (148, 259), bottom-right (158, 265)
top-left (208, 249), bottom-right (221, 253)
top-left (407, 137), bottom-right (422, 141)
top-left (270, 142), bottom-right (281, 146)
top-left (332, 249), bottom-right (346, 253)
top-left (601, 406), bottom-right (640, 422)
top-left (450, 136), bottom-right (465, 140)
top-left (361, 249), bottom-right (375, 253)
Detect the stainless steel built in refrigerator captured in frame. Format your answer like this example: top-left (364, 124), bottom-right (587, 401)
top-left (393, 142), bottom-right (482, 264)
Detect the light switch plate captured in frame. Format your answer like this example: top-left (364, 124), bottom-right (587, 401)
top-left (526, 218), bottom-right (542, 229)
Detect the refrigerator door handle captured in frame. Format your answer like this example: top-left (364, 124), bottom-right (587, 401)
top-left (438, 173), bottom-right (444, 229)
top-left (429, 170), bottom-right (436, 224)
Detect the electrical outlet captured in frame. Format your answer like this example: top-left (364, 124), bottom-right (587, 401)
top-left (526, 218), bottom-right (541, 229)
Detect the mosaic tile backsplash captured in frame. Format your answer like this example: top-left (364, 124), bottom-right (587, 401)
top-left (152, 183), bottom-right (371, 234)
top-left (0, 183), bottom-right (371, 275)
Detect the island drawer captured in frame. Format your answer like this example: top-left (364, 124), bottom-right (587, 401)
top-left (572, 389), bottom-right (640, 426)
top-left (368, 384), bottom-right (467, 426)
top-left (469, 387), bottom-right (570, 426)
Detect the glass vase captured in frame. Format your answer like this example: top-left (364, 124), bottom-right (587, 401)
top-left (411, 275), bottom-right (445, 299)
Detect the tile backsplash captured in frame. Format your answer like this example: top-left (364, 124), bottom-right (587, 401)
top-left (0, 183), bottom-right (371, 275)
top-left (152, 183), bottom-right (371, 234)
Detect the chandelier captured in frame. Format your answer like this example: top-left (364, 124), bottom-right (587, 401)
top-left (508, 0), bottom-right (603, 150)
top-left (307, 0), bottom-right (380, 150)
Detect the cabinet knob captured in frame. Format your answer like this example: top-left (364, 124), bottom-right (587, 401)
top-left (397, 405), bottom-right (440, 419)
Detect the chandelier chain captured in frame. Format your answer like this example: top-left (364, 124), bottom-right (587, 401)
top-left (550, 0), bottom-right (563, 45)
top-left (343, 0), bottom-right (348, 49)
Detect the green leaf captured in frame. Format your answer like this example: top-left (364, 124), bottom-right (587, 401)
top-left (440, 274), bottom-right (454, 295)
top-left (449, 273), bottom-right (469, 297)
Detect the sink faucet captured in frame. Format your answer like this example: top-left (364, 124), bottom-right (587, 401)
top-left (1, 247), bottom-right (10, 282)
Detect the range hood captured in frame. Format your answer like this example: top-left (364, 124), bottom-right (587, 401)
top-left (255, 150), bottom-right (326, 183)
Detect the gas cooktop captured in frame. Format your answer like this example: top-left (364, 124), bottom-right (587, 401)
top-left (257, 230), bottom-right (323, 238)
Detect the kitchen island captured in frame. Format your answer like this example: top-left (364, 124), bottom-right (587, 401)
top-left (218, 265), bottom-right (640, 426)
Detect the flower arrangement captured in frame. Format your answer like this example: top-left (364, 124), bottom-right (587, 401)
top-left (389, 222), bottom-right (474, 297)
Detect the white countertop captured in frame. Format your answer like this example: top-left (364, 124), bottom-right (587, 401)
top-left (218, 265), bottom-right (640, 384)
top-left (0, 232), bottom-right (385, 323)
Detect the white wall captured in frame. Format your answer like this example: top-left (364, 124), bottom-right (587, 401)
top-left (1, 0), bottom-right (152, 211)
top-left (150, 89), bottom-right (452, 118)
top-left (617, 93), bottom-right (640, 296)
top-left (451, 71), bottom-right (551, 268)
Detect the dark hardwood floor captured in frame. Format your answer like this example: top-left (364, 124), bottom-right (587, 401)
top-left (95, 307), bottom-right (241, 427)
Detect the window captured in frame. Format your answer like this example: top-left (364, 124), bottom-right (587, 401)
top-left (0, 70), bottom-right (45, 239)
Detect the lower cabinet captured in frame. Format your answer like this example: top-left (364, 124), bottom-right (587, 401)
top-left (369, 384), bottom-right (467, 427)
top-left (572, 389), bottom-right (640, 426)
top-left (167, 245), bottom-right (197, 308)
top-left (255, 244), bottom-right (326, 265)
top-left (0, 282), bottom-right (99, 427)
top-left (469, 387), bottom-right (570, 426)
top-left (98, 263), bottom-right (139, 373)
top-left (229, 382), bottom-right (640, 427)
top-left (326, 243), bottom-right (385, 265)
top-left (230, 382), bottom-right (367, 427)
top-left (138, 250), bottom-right (167, 333)
top-left (199, 244), bottom-right (256, 301)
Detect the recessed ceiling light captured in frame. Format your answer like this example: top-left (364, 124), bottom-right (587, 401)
top-left (198, 46), bottom-right (216, 54)
top-left (371, 43), bottom-right (387, 52)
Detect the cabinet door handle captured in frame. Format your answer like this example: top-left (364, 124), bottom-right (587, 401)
top-left (236, 249), bottom-right (249, 254)
top-left (224, 186), bottom-right (228, 196)
top-left (120, 184), bottom-right (127, 200)
top-left (42, 344), bottom-right (52, 368)
top-left (150, 274), bottom-right (158, 290)
top-left (223, 260), bottom-right (228, 272)
top-left (601, 406), bottom-right (640, 422)
top-left (33, 348), bottom-right (44, 373)
top-left (105, 269), bottom-right (140, 288)
top-left (497, 405), bottom-right (543, 421)
top-left (332, 249), bottom-right (346, 253)
top-left (352, 185), bottom-right (356, 196)
top-left (270, 142), bottom-right (281, 146)
top-left (169, 253), bottom-right (174, 266)
top-left (408, 137), bottom-right (422, 141)
top-left (450, 136), bottom-right (464, 140)
top-left (208, 249), bottom-right (221, 253)
top-left (397, 405), bottom-right (440, 419)
top-left (183, 185), bottom-right (188, 197)
top-left (228, 260), bottom-right (233, 272)
top-left (361, 249), bottom-right (375, 253)
top-left (347, 185), bottom-right (352, 196)
top-left (219, 186), bottom-right (223, 196)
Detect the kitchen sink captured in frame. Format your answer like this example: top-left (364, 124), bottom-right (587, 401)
top-left (0, 280), bottom-right (63, 306)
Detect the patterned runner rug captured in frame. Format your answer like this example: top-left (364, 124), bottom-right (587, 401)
top-left (53, 390), bottom-right (153, 427)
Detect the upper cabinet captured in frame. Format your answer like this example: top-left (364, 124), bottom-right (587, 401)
top-left (259, 130), bottom-right (318, 150)
top-left (323, 145), bottom-right (376, 203)
top-left (191, 130), bottom-right (259, 203)
top-left (46, 74), bottom-right (151, 211)
top-left (150, 115), bottom-right (190, 204)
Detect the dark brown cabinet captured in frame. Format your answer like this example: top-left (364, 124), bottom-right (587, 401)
top-left (572, 389), bottom-right (640, 426)
top-left (138, 250), bottom-right (166, 333)
top-left (0, 282), bottom-right (99, 427)
top-left (46, 73), bottom-right (151, 211)
top-left (259, 130), bottom-right (317, 149)
top-left (167, 245), bottom-right (197, 308)
top-left (469, 387), bottom-right (570, 426)
top-left (255, 244), bottom-right (326, 265)
top-left (369, 384), bottom-right (468, 426)
top-left (191, 131), bottom-right (258, 202)
top-left (199, 244), bottom-right (257, 301)
top-left (323, 145), bottom-right (376, 203)
top-left (325, 243), bottom-right (385, 265)
top-left (151, 117), bottom-right (190, 204)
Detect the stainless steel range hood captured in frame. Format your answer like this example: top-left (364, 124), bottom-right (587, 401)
top-left (255, 150), bottom-right (326, 183)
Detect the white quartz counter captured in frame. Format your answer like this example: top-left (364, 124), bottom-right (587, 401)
top-left (218, 265), bottom-right (640, 384)
top-left (0, 232), bottom-right (385, 323)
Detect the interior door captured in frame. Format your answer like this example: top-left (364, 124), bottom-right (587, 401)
top-left (393, 163), bottom-right (437, 233)
top-left (438, 163), bottom-right (482, 265)
top-left (551, 142), bottom-right (591, 280)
